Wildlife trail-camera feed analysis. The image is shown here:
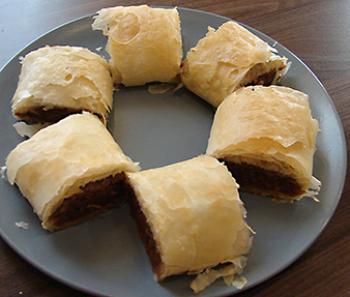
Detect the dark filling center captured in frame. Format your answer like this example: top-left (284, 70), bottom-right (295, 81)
top-left (15, 106), bottom-right (83, 124)
top-left (222, 160), bottom-right (303, 198)
top-left (48, 173), bottom-right (130, 229)
top-left (128, 188), bottom-right (162, 277)
top-left (15, 107), bottom-right (103, 124)
top-left (244, 69), bottom-right (277, 87)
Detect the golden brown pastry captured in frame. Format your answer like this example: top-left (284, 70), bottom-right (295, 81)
top-left (92, 5), bottom-right (182, 86)
top-left (127, 155), bottom-right (252, 293)
top-left (12, 46), bottom-right (113, 124)
top-left (181, 21), bottom-right (288, 107)
top-left (6, 113), bottom-right (140, 231)
top-left (207, 86), bottom-right (321, 201)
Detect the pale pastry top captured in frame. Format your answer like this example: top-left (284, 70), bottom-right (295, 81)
top-left (6, 113), bottom-right (140, 228)
top-left (12, 46), bottom-right (113, 123)
top-left (92, 5), bottom-right (182, 86)
top-left (127, 155), bottom-right (252, 280)
top-left (207, 86), bottom-right (319, 191)
top-left (181, 21), bottom-right (287, 107)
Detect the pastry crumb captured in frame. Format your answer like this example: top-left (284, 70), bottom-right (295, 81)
top-left (13, 122), bottom-right (46, 138)
top-left (148, 82), bottom-right (182, 95)
top-left (231, 276), bottom-right (247, 289)
top-left (15, 221), bottom-right (29, 230)
top-left (0, 166), bottom-right (6, 179)
top-left (148, 83), bottom-right (173, 94)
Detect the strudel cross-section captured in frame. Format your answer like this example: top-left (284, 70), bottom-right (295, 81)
top-left (6, 113), bottom-right (140, 231)
top-left (92, 5), bottom-right (182, 86)
top-left (127, 155), bottom-right (252, 293)
top-left (12, 46), bottom-right (113, 125)
top-left (181, 21), bottom-right (288, 107)
top-left (207, 86), bottom-right (321, 201)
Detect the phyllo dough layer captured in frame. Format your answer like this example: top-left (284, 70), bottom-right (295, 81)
top-left (92, 5), bottom-right (182, 86)
top-left (6, 113), bottom-right (140, 231)
top-left (207, 86), bottom-right (320, 201)
top-left (127, 155), bottom-right (252, 293)
top-left (181, 21), bottom-right (288, 107)
top-left (12, 46), bottom-right (113, 124)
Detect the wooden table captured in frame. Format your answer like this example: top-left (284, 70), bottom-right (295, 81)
top-left (0, 0), bottom-right (349, 296)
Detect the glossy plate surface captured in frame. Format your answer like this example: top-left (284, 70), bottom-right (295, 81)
top-left (0, 7), bottom-right (346, 297)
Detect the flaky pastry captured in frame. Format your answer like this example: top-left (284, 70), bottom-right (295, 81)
top-left (181, 21), bottom-right (288, 107)
top-left (127, 155), bottom-right (252, 293)
top-left (207, 86), bottom-right (320, 201)
top-left (12, 46), bottom-right (113, 124)
top-left (92, 5), bottom-right (182, 86)
top-left (6, 113), bottom-right (139, 231)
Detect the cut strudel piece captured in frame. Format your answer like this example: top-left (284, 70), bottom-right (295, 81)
top-left (127, 155), bottom-right (252, 293)
top-left (207, 86), bottom-right (320, 201)
top-left (12, 46), bottom-right (113, 124)
top-left (6, 113), bottom-right (139, 231)
top-left (181, 21), bottom-right (288, 107)
top-left (92, 5), bottom-right (182, 86)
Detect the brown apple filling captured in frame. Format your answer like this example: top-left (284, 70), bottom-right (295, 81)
top-left (239, 60), bottom-right (286, 88)
top-left (222, 160), bottom-right (303, 199)
top-left (15, 106), bottom-right (104, 124)
top-left (244, 69), bottom-right (277, 87)
top-left (15, 106), bottom-right (83, 124)
top-left (48, 172), bottom-right (130, 230)
top-left (128, 188), bottom-right (162, 278)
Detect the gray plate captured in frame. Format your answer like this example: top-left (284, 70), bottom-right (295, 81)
top-left (0, 7), bottom-right (347, 297)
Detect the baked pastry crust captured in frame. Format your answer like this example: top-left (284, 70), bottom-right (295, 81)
top-left (12, 46), bottom-right (113, 124)
top-left (6, 113), bottom-right (140, 231)
top-left (181, 21), bottom-right (287, 107)
top-left (127, 155), bottom-right (252, 291)
top-left (207, 86), bottom-right (320, 201)
top-left (92, 5), bottom-right (182, 86)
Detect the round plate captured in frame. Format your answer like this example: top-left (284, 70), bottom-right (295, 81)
top-left (0, 7), bottom-right (346, 297)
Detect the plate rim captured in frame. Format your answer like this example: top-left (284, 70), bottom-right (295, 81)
top-left (0, 6), bottom-right (347, 297)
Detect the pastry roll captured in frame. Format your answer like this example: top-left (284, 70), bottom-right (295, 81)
top-left (127, 155), bottom-right (252, 293)
top-left (6, 113), bottom-right (139, 231)
top-left (207, 86), bottom-right (320, 201)
top-left (12, 46), bottom-right (113, 124)
top-left (92, 5), bottom-right (182, 86)
top-left (181, 21), bottom-right (288, 107)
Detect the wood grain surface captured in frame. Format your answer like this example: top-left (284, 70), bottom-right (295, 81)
top-left (0, 0), bottom-right (349, 296)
